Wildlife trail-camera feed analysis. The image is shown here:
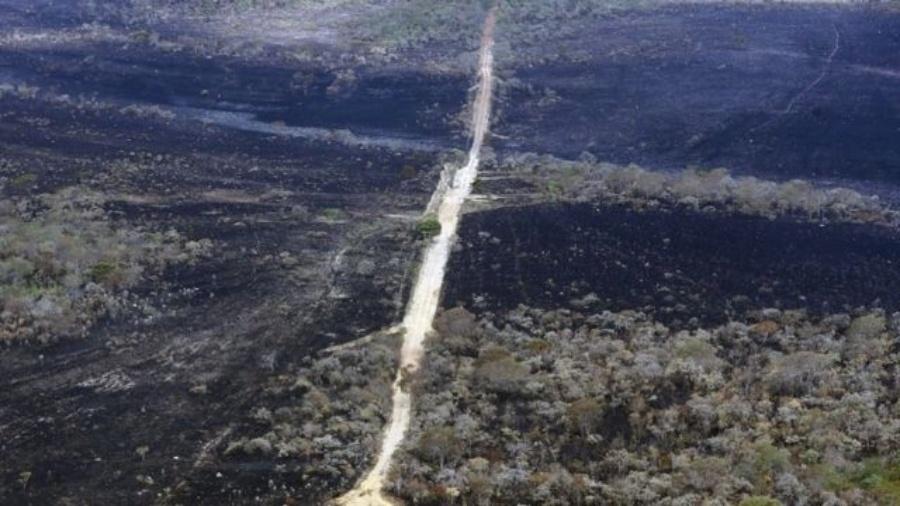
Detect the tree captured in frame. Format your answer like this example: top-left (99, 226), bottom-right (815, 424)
top-left (567, 398), bottom-right (603, 436)
top-left (764, 352), bottom-right (836, 396)
top-left (434, 306), bottom-right (477, 337)
top-left (473, 351), bottom-right (530, 396)
top-left (416, 426), bottom-right (462, 469)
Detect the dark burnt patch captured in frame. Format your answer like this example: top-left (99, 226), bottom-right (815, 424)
top-left (0, 22), bottom-right (445, 503)
top-left (0, 42), bottom-right (469, 142)
top-left (495, 4), bottom-right (900, 184)
top-left (445, 202), bottom-right (900, 327)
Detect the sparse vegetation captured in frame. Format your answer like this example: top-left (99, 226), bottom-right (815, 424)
top-left (388, 305), bottom-right (900, 504)
top-left (219, 331), bottom-right (401, 501)
top-left (0, 187), bottom-right (211, 345)
top-left (491, 154), bottom-right (899, 227)
top-left (321, 207), bottom-right (347, 222)
top-left (9, 173), bottom-right (37, 190)
top-left (739, 496), bottom-right (782, 506)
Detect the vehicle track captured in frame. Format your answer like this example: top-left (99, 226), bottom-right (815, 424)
top-left (333, 6), bottom-right (497, 506)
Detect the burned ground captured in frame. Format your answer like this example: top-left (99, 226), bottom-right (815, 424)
top-left (2, 1), bottom-right (900, 505)
top-left (0, 8), bottom-right (466, 500)
top-left (445, 202), bottom-right (900, 328)
top-left (493, 4), bottom-right (900, 185)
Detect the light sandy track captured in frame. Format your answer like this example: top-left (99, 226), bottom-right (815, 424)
top-left (333, 7), bottom-right (497, 506)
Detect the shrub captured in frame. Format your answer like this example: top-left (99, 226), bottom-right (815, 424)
top-left (674, 337), bottom-right (722, 371)
top-left (10, 173), bottom-right (37, 189)
top-left (764, 352), bottom-right (837, 396)
top-left (321, 208), bottom-right (346, 221)
top-left (567, 398), bottom-right (603, 436)
top-left (847, 313), bottom-right (886, 341)
top-left (391, 305), bottom-right (900, 505)
top-left (416, 426), bottom-right (463, 468)
top-left (825, 459), bottom-right (900, 504)
top-left (416, 215), bottom-right (442, 239)
top-left (434, 306), bottom-right (477, 337)
top-left (473, 354), bottom-right (529, 396)
top-left (89, 261), bottom-right (122, 287)
top-left (739, 496), bottom-right (782, 506)
top-left (500, 154), bottom-right (898, 226)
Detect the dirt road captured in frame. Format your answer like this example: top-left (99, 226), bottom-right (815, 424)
top-left (334, 7), bottom-right (497, 506)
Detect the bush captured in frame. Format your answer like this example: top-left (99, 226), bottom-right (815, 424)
top-left (219, 331), bottom-right (401, 502)
top-left (416, 427), bottom-right (463, 468)
top-left (416, 215), bottom-right (442, 239)
top-left (739, 497), bottom-right (782, 506)
top-left (847, 313), bottom-right (886, 341)
top-left (567, 398), bottom-right (603, 435)
top-left (497, 155), bottom-right (898, 226)
top-left (825, 459), bottom-right (900, 504)
top-left (473, 353), bottom-right (529, 396)
top-left (434, 306), bottom-right (477, 337)
top-left (10, 173), bottom-right (37, 189)
top-left (764, 352), bottom-right (836, 396)
top-left (88, 261), bottom-right (122, 287)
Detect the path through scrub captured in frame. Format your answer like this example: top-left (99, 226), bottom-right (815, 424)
top-left (334, 6), bottom-right (497, 506)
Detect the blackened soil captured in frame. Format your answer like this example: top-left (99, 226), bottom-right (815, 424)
top-left (0, 37), bottom-right (447, 504)
top-left (0, 206), bottom-right (417, 504)
top-left (0, 0), bottom-right (111, 29)
top-left (495, 4), bottom-right (900, 185)
top-left (445, 203), bottom-right (900, 327)
top-left (0, 95), bottom-right (443, 197)
top-left (0, 44), bottom-right (469, 142)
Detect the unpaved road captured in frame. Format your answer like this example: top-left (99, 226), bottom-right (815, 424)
top-left (334, 7), bottom-right (497, 506)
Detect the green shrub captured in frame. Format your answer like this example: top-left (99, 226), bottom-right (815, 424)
top-left (473, 352), bottom-right (529, 396)
top-left (847, 313), bottom-right (886, 341)
top-left (89, 261), bottom-right (117, 282)
top-left (545, 180), bottom-right (563, 199)
top-left (416, 215), bottom-right (441, 239)
top-left (825, 459), bottom-right (900, 504)
top-left (736, 440), bottom-right (791, 494)
top-left (321, 208), bottom-right (346, 221)
top-left (10, 173), bottom-right (36, 189)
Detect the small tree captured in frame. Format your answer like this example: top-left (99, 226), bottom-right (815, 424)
top-left (567, 398), bottom-right (603, 437)
top-left (416, 426), bottom-right (462, 469)
top-left (473, 354), bottom-right (529, 396)
top-left (434, 306), bottom-right (477, 337)
top-left (416, 215), bottom-right (441, 239)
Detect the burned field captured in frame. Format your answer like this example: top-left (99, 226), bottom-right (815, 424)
top-left (0, 47), bottom-right (471, 142)
top-left (412, 6), bottom-right (900, 503)
top-left (0, 8), bottom-right (470, 502)
top-left (420, 199), bottom-right (900, 504)
top-left (454, 3), bottom-right (900, 325)
top-left (493, 4), bottom-right (900, 184)
top-left (445, 202), bottom-right (900, 325)
top-left (2, 1), bottom-right (900, 505)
